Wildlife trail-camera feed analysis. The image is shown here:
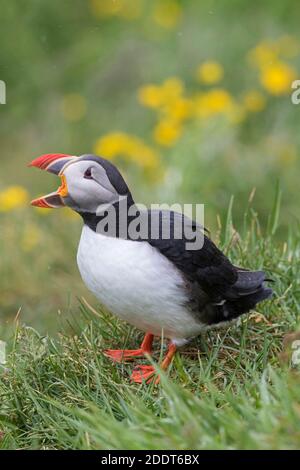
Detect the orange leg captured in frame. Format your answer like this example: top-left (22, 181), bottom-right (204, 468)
top-left (104, 333), bottom-right (154, 363)
top-left (131, 342), bottom-right (177, 384)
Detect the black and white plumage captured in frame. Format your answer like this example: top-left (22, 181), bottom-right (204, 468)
top-left (30, 153), bottom-right (273, 383)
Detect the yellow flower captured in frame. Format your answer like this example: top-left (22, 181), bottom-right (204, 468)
top-left (248, 41), bottom-right (279, 69)
top-left (153, 0), bottom-right (182, 29)
top-left (138, 77), bottom-right (184, 110)
top-left (260, 62), bottom-right (296, 95)
top-left (61, 94), bottom-right (87, 122)
top-left (21, 223), bottom-right (41, 252)
top-left (194, 89), bottom-right (234, 118)
top-left (95, 132), bottom-right (127, 156)
top-left (196, 61), bottom-right (224, 84)
top-left (161, 77), bottom-right (184, 102)
top-left (90, 0), bottom-right (142, 20)
top-left (94, 132), bottom-right (160, 170)
top-left (138, 85), bottom-right (163, 108)
top-left (164, 97), bottom-right (194, 122)
top-left (0, 186), bottom-right (29, 212)
top-left (249, 37), bottom-right (300, 68)
top-left (243, 90), bottom-right (266, 112)
top-left (153, 119), bottom-right (182, 146)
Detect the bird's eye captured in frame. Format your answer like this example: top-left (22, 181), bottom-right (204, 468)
top-left (84, 168), bottom-right (93, 180)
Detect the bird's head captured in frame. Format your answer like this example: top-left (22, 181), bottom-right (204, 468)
top-left (29, 153), bottom-right (133, 215)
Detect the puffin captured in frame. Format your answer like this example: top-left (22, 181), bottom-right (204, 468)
top-left (29, 153), bottom-right (273, 383)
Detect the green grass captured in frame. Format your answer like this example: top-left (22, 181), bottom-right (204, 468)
top-left (0, 207), bottom-right (299, 450)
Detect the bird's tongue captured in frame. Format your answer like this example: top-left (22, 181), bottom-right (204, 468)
top-left (30, 174), bottom-right (68, 209)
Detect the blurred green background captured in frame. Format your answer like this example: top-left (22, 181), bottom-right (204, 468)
top-left (0, 0), bottom-right (299, 332)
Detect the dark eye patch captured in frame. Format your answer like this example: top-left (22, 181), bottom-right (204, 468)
top-left (84, 167), bottom-right (93, 179)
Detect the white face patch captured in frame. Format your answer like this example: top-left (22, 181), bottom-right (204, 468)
top-left (62, 160), bottom-right (120, 213)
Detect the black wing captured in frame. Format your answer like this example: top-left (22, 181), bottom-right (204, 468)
top-left (145, 210), bottom-right (272, 325)
top-left (146, 210), bottom-right (237, 300)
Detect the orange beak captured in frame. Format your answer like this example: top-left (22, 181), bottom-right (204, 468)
top-left (29, 153), bottom-right (76, 208)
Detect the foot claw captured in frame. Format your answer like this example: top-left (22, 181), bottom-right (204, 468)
top-left (104, 349), bottom-right (144, 363)
top-left (131, 365), bottom-right (159, 384)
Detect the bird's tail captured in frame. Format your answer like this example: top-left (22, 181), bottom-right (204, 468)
top-left (222, 269), bottom-right (273, 320)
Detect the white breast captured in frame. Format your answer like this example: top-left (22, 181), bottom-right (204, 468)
top-left (77, 225), bottom-right (204, 341)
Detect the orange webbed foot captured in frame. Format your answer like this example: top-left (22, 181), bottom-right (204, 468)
top-left (131, 365), bottom-right (158, 384)
top-left (104, 349), bottom-right (144, 363)
top-left (130, 342), bottom-right (177, 385)
top-left (104, 333), bottom-right (154, 363)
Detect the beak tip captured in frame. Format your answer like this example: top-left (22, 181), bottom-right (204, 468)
top-left (30, 197), bottom-right (51, 208)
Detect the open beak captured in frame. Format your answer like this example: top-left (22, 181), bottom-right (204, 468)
top-left (29, 153), bottom-right (77, 208)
